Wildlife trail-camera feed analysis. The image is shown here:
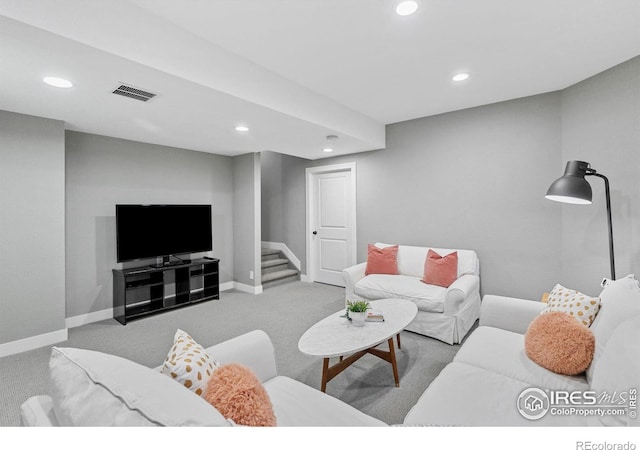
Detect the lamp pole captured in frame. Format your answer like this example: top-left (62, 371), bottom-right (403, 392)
top-left (586, 171), bottom-right (616, 280)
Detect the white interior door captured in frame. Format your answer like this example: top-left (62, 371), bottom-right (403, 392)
top-left (307, 163), bottom-right (356, 287)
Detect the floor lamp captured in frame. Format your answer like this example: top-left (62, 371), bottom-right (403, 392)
top-left (545, 160), bottom-right (616, 280)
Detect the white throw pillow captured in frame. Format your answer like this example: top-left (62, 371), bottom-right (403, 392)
top-left (161, 329), bottom-right (221, 397)
top-left (541, 283), bottom-right (601, 327)
top-left (586, 274), bottom-right (640, 384)
top-left (49, 347), bottom-right (230, 426)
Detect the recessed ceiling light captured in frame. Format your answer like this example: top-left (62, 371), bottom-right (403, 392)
top-left (235, 125), bottom-right (249, 132)
top-left (452, 73), bottom-right (470, 82)
top-left (395, 0), bottom-right (419, 16)
top-left (323, 148), bottom-right (334, 153)
top-left (43, 76), bottom-right (73, 88)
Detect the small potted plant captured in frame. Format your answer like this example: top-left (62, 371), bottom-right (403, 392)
top-left (346, 300), bottom-right (370, 327)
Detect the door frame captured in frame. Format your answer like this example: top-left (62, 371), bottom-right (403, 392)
top-left (305, 162), bottom-right (357, 284)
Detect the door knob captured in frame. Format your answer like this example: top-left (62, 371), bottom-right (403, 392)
top-left (312, 231), bottom-right (318, 235)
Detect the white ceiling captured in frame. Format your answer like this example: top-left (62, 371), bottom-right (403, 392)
top-left (1, 0), bottom-right (639, 160)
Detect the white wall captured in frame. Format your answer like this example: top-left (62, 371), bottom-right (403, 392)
top-left (0, 111), bottom-right (66, 352)
top-left (65, 131), bottom-right (235, 319)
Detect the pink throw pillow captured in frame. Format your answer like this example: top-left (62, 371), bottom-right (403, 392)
top-left (365, 244), bottom-right (399, 275)
top-left (524, 311), bottom-right (595, 376)
top-left (204, 363), bottom-right (276, 426)
top-left (422, 249), bottom-right (458, 287)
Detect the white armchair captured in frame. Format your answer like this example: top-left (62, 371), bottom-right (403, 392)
top-left (342, 243), bottom-right (481, 345)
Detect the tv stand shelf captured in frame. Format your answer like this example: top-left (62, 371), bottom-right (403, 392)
top-left (112, 258), bottom-right (219, 325)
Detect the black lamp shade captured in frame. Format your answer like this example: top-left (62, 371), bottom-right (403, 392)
top-left (545, 160), bottom-right (593, 205)
top-left (545, 160), bottom-right (616, 280)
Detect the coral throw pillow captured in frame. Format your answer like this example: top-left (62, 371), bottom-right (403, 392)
top-left (204, 363), bottom-right (276, 427)
top-left (422, 249), bottom-right (458, 288)
top-left (525, 311), bottom-right (595, 375)
top-left (365, 244), bottom-right (399, 275)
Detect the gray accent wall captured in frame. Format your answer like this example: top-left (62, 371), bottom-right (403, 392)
top-left (263, 93), bottom-right (565, 300)
top-left (0, 111), bottom-right (66, 345)
top-left (261, 151), bottom-right (308, 248)
top-left (233, 153), bottom-right (261, 287)
top-left (261, 151), bottom-right (285, 243)
top-left (559, 55), bottom-right (640, 295)
top-left (353, 93), bottom-right (563, 300)
top-left (65, 131), bottom-right (234, 318)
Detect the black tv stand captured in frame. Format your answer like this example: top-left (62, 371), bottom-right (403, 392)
top-left (149, 260), bottom-right (190, 269)
top-left (149, 255), bottom-right (191, 268)
top-left (112, 258), bottom-right (219, 325)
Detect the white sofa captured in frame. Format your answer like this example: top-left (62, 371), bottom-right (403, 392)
top-left (404, 274), bottom-right (640, 426)
top-left (343, 243), bottom-right (481, 344)
top-left (20, 330), bottom-right (387, 427)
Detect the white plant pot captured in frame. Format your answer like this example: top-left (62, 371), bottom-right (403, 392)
top-left (350, 311), bottom-right (366, 327)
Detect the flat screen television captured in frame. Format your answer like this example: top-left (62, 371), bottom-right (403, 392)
top-left (116, 204), bottom-right (212, 266)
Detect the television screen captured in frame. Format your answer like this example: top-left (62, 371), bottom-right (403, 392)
top-left (116, 204), bottom-right (212, 263)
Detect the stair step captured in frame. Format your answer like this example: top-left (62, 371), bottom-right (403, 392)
top-left (261, 258), bottom-right (289, 269)
top-left (262, 258), bottom-right (290, 275)
top-left (260, 248), bottom-right (297, 287)
top-left (261, 248), bottom-right (281, 262)
top-left (262, 269), bottom-right (298, 284)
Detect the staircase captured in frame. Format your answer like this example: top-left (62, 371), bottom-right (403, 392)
top-left (261, 248), bottom-right (299, 288)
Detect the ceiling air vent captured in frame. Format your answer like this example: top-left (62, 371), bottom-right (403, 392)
top-left (111, 83), bottom-right (157, 102)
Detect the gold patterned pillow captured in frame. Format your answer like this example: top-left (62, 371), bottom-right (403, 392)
top-left (541, 284), bottom-right (601, 327)
top-left (161, 329), bottom-right (221, 397)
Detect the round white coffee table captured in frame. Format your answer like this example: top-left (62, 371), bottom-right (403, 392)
top-left (298, 298), bottom-right (418, 392)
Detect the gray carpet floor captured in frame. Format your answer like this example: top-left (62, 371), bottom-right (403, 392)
top-left (0, 281), bottom-right (469, 427)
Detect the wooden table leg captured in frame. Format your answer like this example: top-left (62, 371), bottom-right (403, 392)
top-left (321, 337), bottom-right (404, 392)
top-left (320, 351), bottom-right (368, 392)
top-left (388, 338), bottom-right (400, 387)
top-left (321, 358), bottom-right (330, 393)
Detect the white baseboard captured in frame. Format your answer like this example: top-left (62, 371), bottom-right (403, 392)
top-left (233, 282), bottom-right (263, 295)
top-left (217, 281), bottom-right (264, 295)
top-left (64, 283), bottom-right (243, 329)
top-left (0, 328), bottom-right (68, 358)
top-left (219, 281), bottom-right (235, 292)
top-left (261, 241), bottom-right (301, 271)
top-left (1, 282), bottom-right (262, 357)
top-left (66, 308), bottom-right (114, 329)
top-left (300, 273), bottom-right (311, 282)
